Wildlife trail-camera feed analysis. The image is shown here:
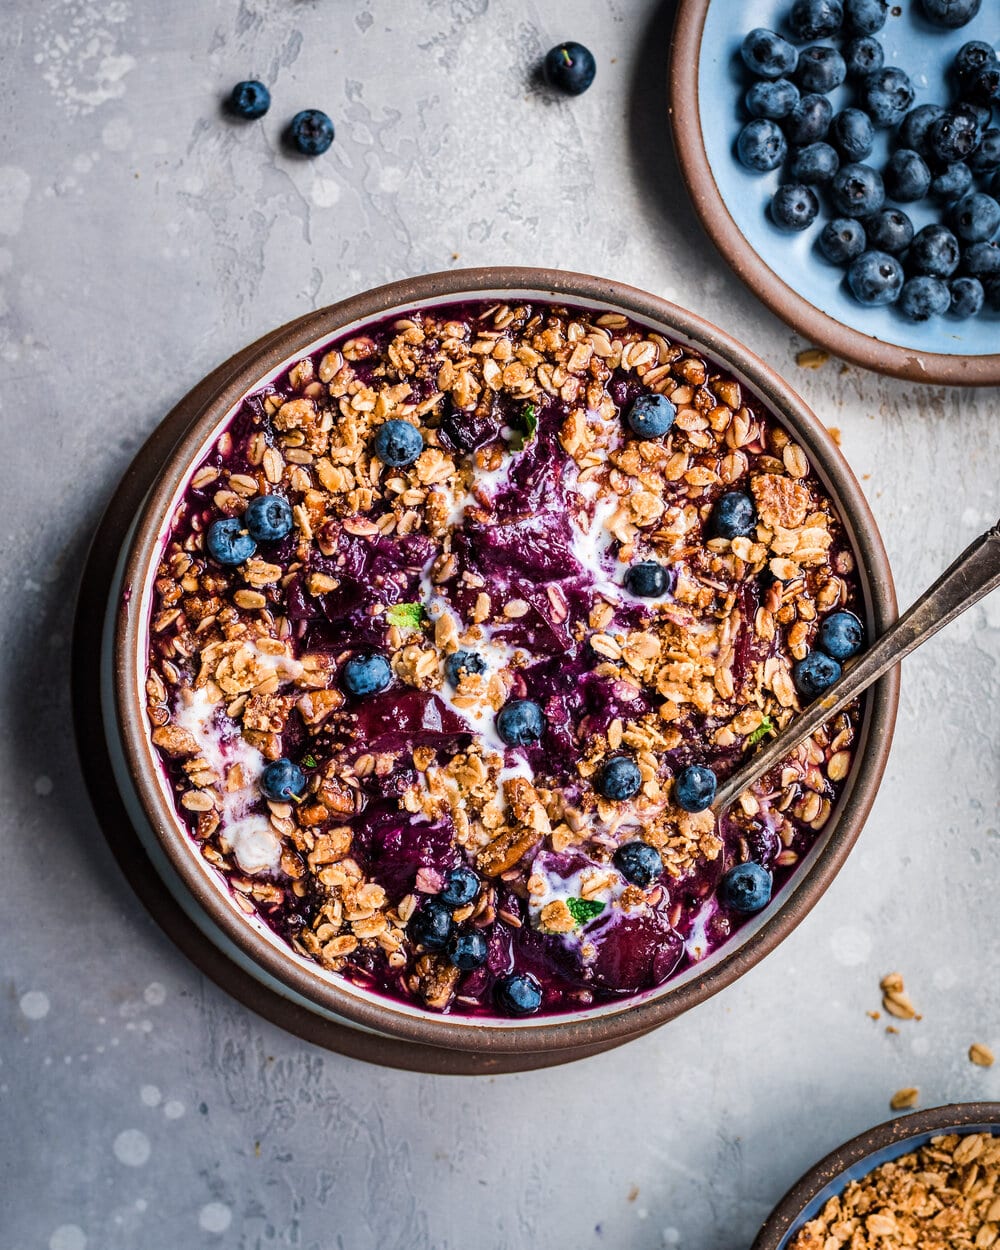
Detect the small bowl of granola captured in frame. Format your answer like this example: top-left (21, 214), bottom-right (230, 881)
top-left (105, 267), bottom-right (898, 1063)
top-left (753, 1103), bottom-right (1000, 1250)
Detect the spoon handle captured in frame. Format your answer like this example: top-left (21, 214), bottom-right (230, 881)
top-left (712, 520), bottom-right (1000, 814)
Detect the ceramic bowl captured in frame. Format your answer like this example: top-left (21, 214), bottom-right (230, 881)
top-left (103, 266), bottom-right (899, 1063)
top-left (670, 0), bottom-right (1000, 386)
top-left (753, 1103), bottom-right (1000, 1249)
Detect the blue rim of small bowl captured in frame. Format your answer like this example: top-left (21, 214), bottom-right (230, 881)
top-left (669, 1), bottom-right (1000, 387)
top-left (752, 1102), bottom-right (1000, 1249)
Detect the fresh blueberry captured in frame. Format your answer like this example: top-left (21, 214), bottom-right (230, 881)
top-left (955, 41), bottom-right (998, 89)
top-left (864, 208), bottom-right (913, 254)
top-left (244, 494), bottom-right (293, 542)
top-left (342, 652), bottom-right (392, 697)
top-left (884, 149), bottom-right (931, 203)
top-left (783, 93), bottom-right (833, 145)
top-left (718, 862), bottom-right (773, 914)
top-left (288, 108), bottom-right (335, 156)
top-left (900, 103), bottom-right (946, 154)
top-left (788, 0), bottom-right (843, 41)
top-left (673, 764), bottom-right (717, 813)
top-left (962, 240), bottom-right (1000, 276)
top-left (962, 101), bottom-right (993, 130)
top-left (831, 109), bottom-right (875, 161)
top-left (848, 249), bottom-right (904, 304)
top-left (927, 110), bottom-right (982, 165)
top-left (495, 972), bottom-right (543, 1016)
top-left (929, 162), bottom-right (973, 204)
top-left (920, 0), bottom-right (981, 27)
top-left (206, 517), bottom-right (256, 565)
top-left (830, 163), bottom-right (884, 217)
top-left (746, 78), bottom-right (800, 120)
top-left (843, 35), bottom-right (884, 79)
top-left (793, 650), bottom-right (842, 699)
top-left (441, 866), bottom-right (481, 907)
top-left (820, 217), bottom-right (867, 263)
top-left (373, 418), bottom-right (424, 467)
top-left (816, 610), bottom-right (864, 659)
top-left (543, 42), bottom-right (597, 95)
top-left (788, 142), bottom-right (840, 184)
top-left (899, 275), bottom-right (952, 321)
top-left (229, 80), bottom-right (270, 120)
top-left (969, 130), bottom-right (1000, 176)
top-left (845, 0), bottom-right (887, 33)
top-left (612, 840), bottom-right (664, 887)
top-left (445, 650), bottom-right (487, 685)
top-left (741, 28), bottom-right (799, 79)
top-left (795, 46), bottom-right (847, 94)
top-left (909, 224), bottom-right (961, 276)
top-left (447, 930), bottom-right (489, 970)
top-left (771, 182), bottom-right (820, 229)
top-left (624, 560), bottom-right (671, 598)
top-left (963, 65), bottom-right (1000, 109)
top-left (983, 276), bottom-right (1000, 312)
top-left (709, 490), bottom-right (757, 539)
top-left (949, 275), bottom-right (985, 317)
top-left (261, 757), bottom-right (305, 801)
top-left (950, 193), bottom-right (1000, 243)
top-left (596, 756), bottom-right (643, 802)
top-left (409, 899), bottom-right (453, 951)
top-left (862, 68), bottom-right (915, 128)
top-left (737, 118), bottom-right (788, 172)
top-left (496, 699), bottom-right (545, 747)
top-left (740, 28), bottom-right (795, 78)
top-left (625, 393), bottom-right (677, 438)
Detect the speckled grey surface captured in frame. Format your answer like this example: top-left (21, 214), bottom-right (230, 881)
top-left (2, 2), bottom-right (1000, 1247)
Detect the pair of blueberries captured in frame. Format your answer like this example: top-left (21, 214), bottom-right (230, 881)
top-left (230, 80), bottom-right (334, 156)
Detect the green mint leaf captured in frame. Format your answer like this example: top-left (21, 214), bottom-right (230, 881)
top-left (747, 716), bottom-right (775, 746)
top-left (386, 602), bottom-right (427, 629)
top-left (508, 403), bottom-right (538, 452)
top-left (301, 754), bottom-right (317, 769)
top-left (566, 897), bottom-right (605, 926)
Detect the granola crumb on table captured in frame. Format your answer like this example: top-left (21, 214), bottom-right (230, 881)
top-left (145, 299), bottom-right (863, 1017)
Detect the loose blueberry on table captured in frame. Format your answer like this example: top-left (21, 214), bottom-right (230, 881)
top-left (735, 3), bottom-right (1000, 322)
top-left (147, 299), bottom-right (865, 1017)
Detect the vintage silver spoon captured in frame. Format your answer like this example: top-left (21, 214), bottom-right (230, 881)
top-left (712, 519), bottom-right (1000, 814)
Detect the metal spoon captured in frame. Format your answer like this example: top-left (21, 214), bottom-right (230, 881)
top-left (712, 519), bottom-right (1000, 814)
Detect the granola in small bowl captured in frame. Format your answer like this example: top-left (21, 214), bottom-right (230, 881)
top-left (144, 297), bottom-right (867, 1019)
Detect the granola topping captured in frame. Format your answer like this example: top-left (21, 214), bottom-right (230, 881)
top-left (145, 300), bottom-right (863, 1016)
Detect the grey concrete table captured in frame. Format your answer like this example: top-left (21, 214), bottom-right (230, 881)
top-left (2, 2), bottom-right (999, 1247)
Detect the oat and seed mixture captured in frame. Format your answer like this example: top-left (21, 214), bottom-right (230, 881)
top-left (145, 299), bottom-right (861, 1016)
top-left (791, 1133), bottom-right (1000, 1250)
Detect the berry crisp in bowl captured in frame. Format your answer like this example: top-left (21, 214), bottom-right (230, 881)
top-left (107, 269), bottom-right (898, 1058)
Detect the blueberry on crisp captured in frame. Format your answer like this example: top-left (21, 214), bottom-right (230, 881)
top-left (206, 517), bottom-right (256, 566)
top-left (447, 930), bottom-right (489, 970)
top-left (624, 560), bottom-right (671, 598)
top-left (819, 217), bottom-right (867, 264)
top-left (342, 652), bottom-right (392, 697)
top-left (409, 899), bottom-right (453, 951)
top-left (792, 651), bottom-right (842, 699)
top-left (625, 393), bottom-right (677, 439)
top-left (847, 250), bottom-right (904, 305)
top-left (445, 650), bottom-right (487, 685)
top-left (719, 863), bottom-right (773, 914)
top-left (229, 80), bottom-right (270, 119)
top-left (441, 866), bottom-right (481, 908)
top-left (673, 765), bottom-right (717, 813)
top-left (596, 756), bottom-right (643, 802)
top-left (288, 108), bottom-right (335, 155)
top-left (816, 610), bottom-right (865, 660)
top-left (261, 758), bottom-right (305, 802)
top-left (496, 699), bottom-right (545, 747)
top-left (737, 119), bottom-right (788, 172)
top-left (495, 972), bottom-right (543, 1016)
top-left (373, 418), bottom-right (424, 467)
top-left (741, 28), bottom-right (799, 79)
top-left (709, 491), bottom-right (757, 539)
top-left (543, 42), bottom-right (597, 95)
top-left (244, 494), bottom-right (293, 542)
top-left (613, 840), bottom-right (664, 888)
top-left (771, 183), bottom-right (820, 230)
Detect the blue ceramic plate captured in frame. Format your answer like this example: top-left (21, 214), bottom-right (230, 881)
top-left (670, 1), bottom-right (1000, 385)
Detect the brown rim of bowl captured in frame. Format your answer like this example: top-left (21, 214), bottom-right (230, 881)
top-left (668, 1), bottom-right (1000, 388)
top-left (114, 265), bottom-right (899, 1056)
top-left (751, 1102), bottom-right (1000, 1249)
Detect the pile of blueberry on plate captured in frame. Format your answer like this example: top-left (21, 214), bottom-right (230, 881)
top-left (737, 0), bottom-right (1000, 321)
